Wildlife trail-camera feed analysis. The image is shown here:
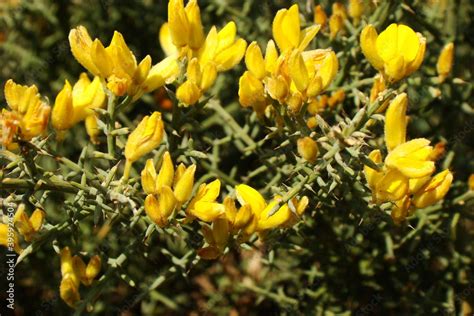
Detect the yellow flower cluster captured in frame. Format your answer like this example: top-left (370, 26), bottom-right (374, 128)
top-left (1, 80), bottom-right (50, 149)
top-left (59, 247), bottom-right (101, 308)
top-left (51, 73), bottom-right (106, 143)
top-left (361, 23), bottom-right (426, 82)
top-left (238, 4), bottom-right (338, 116)
top-left (141, 152), bottom-right (308, 259)
top-left (364, 93), bottom-right (453, 223)
top-left (0, 204), bottom-right (45, 254)
top-left (160, 0), bottom-right (247, 106)
top-left (69, 26), bottom-right (178, 99)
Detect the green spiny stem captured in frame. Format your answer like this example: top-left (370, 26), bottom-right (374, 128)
top-left (106, 90), bottom-right (117, 159)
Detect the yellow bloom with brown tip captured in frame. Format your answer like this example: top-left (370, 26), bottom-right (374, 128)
top-left (314, 5), bottom-right (327, 28)
top-left (360, 24), bottom-right (426, 82)
top-left (437, 42), bottom-right (454, 83)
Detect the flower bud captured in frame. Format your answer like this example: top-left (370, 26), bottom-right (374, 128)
top-left (314, 5), bottom-right (327, 28)
top-left (437, 42), bottom-right (454, 83)
top-left (52, 80), bottom-right (74, 131)
top-left (141, 159), bottom-right (157, 195)
top-left (84, 255), bottom-right (101, 286)
top-left (173, 164), bottom-right (196, 203)
top-left (385, 93), bottom-right (408, 151)
top-left (176, 80), bottom-right (202, 106)
top-left (297, 137), bottom-right (319, 163)
top-left (156, 151), bottom-right (175, 191)
top-left (348, 0), bottom-right (364, 25)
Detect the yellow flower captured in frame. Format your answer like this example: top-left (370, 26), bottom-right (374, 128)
top-left (238, 71), bottom-right (266, 111)
top-left (187, 179), bottom-right (225, 222)
top-left (364, 149), bottom-right (383, 191)
top-left (14, 205), bottom-right (45, 242)
top-left (0, 223), bottom-right (22, 254)
top-left (3, 79), bottom-right (50, 142)
top-left (436, 42), bottom-right (454, 83)
top-left (235, 184), bottom-right (306, 232)
top-left (391, 196), bottom-right (411, 224)
top-left (297, 137), bottom-right (319, 163)
top-left (329, 12), bottom-right (344, 39)
top-left (167, 0), bottom-right (204, 50)
top-left (272, 4), bottom-right (321, 53)
top-left (52, 74), bottom-right (106, 137)
top-left (469, 174), bottom-right (474, 191)
top-left (412, 170), bottom-right (453, 208)
top-left (384, 93), bottom-right (408, 151)
top-left (385, 138), bottom-right (435, 179)
top-left (69, 26), bottom-right (173, 98)
top-left (144, 188), bottom-right (177, 227)
top-left (369, 74), bottom-right (386, 104)
top-left (173, 164), bottom-right (196, 203)
top-left (60, 247), bottom-right (101, 308)
top-left (314, 5), bottom-right (327, 28)
top-left (348, 0), bottom-right (364, 25)
top-left (360, 24), bottom-right (426, 82)
top-left (124, 112), bottom-right (164, 179)
top-left (223, 197), bottom-right (253, 233)
top-left (374, 168), bottom-right (409, 203)
top-left (198, 218), bottom-right (229, 260)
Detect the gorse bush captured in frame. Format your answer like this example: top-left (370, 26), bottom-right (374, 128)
top-left (0, 0), bottom-right (473, 314)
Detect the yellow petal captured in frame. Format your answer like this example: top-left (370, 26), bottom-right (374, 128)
top-left (224, 197), bottom-right (237, 223)
top-left (406, 33), bottom-right (426, 76)
top-left (174, 164), bottom-right (196, 203)
top-left (384, 55), bottom-right (406, 82)
top-left (91, 39), bottom-right (113, 77)
top-left (364, 149), bottom-right (383, 190)
top-left (298, 24), bottom-right (320, 51)
top-left (184, 0), bottom-right (204, 49)
top-left (68, 26), bottom-right (99, 75)
top-left (317, 51), bottom-right (339, 90)
top-left (216, 22), bottom-right (237, 54)
top-left (212, 217), bottom-right (229, 249)
top-left (187, 58), bottom-right (202, 86)
top-left (141, 159), bottom-right (157, 195)
top-left (159, 23), bottom-right (179, 57)
top-left (190, 201), bottom-right (225, 222)
top-left (396, 24), bottom-right (420, 63)
top-left (85, 255), bottom-right (101, 284)
top-left (233, 204), bottom-right (253, 230)
top-left (143, 56), bottom-right (180, 93)
top-left (176, 80), bottom-right (201, 106)
top-left (29, 209), bottom-right (45, 232)
top-left (387, 157), bottom-right (435, 179)
top-left (52, 80), bottom-right (74, 131)
top-left (85, 115), bottom-right (100, 144)
top-left (375, 169), bottom-right (409, 202)
top-left (200, 62), bottom-right (217, 91)
top-left (158, 185), bottom-right (177, 219)
top-left (384, 93), bottom-right (408, 151)
top-left (257, 199), bottom-right (291, 231)
top-left (124, 112), bottom-right (164, 163)
top-left (198, 26), bottom-right (218, 66)
top-left (235, 184), bottom-right (266, 216)
top-left (266, 75), bottom-right (289, 102)
top-left (214, 38), bottom-right (247, 71)
top-left (297, 136), bottom-right (318, 163)
top-left (272, 4), bottom-right (300, 52)
top-left (413, 170), bottom-right (453, 208)
top-left (245, 42), bottom-right (266, 80)
top-left (238, 71), bottom-right (265, 108)
top-left (60, 277), bottom-right (80, 308)
top-left (145, 194), bottom-right (167, 227)
top-left (156, 151), bottom-right (174, 191)
top-left (360, 25), bottom-right (384, 70)
top-left (391, 195), bottom-right (411, 224)
top-left (133, 55), bottom-right (152, 86)
top-left (264, 40), bottom-right (279, 74)
top-left (288, 50), bottom-right (309, 93)
top-left (168, 0), bottom-right (190, 47)
top-left (436, 42), bottom-right (454, 81)
top-left (408, 176), bottom-right (431, 194)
